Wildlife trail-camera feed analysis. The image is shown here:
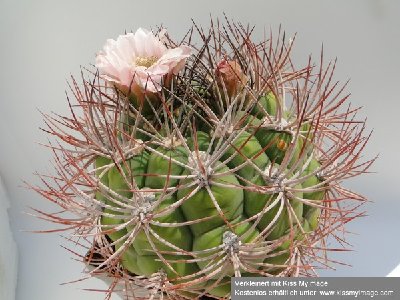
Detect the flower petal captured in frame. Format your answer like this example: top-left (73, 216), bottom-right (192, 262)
top-left (96, 29), bottom-right (191, 92)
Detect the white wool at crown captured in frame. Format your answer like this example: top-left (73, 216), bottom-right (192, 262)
top-left (0, 177), bottom-right (18, 300)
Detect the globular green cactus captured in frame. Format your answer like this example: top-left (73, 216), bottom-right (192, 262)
top-left (32, 20), bottom-right (373, 300)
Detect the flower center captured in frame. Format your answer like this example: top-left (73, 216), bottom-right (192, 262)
top-left (135, 56), bottom-right (159, 68)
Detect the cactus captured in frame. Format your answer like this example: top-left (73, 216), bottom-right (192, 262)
top-left (31, 20), bottom-right (374, 299)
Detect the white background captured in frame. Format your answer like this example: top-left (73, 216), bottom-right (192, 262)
top-left (1, 0), bottom-right (400, 299)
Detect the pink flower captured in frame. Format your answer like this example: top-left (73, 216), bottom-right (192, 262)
top-left (95, 28), bottom-right (191, 93)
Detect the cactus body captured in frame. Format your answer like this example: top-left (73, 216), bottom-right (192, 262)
top-left (34, 21), bottom-right (373, 300)
top-left (92, 95), bottom-right (325, 298)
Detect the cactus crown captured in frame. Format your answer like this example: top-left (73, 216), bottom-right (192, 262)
top-left (31, 19), bottom-right (374, 299)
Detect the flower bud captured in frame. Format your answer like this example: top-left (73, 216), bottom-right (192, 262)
top-left (215, 60), bottom-right (248, 97)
